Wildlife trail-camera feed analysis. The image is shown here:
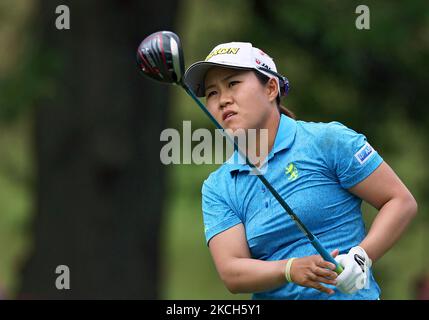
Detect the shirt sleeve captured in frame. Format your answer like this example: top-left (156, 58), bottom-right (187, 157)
top-left (325, 122), bottom-right (383, 189)
top-left (201, 176), bottom-right (242, 245)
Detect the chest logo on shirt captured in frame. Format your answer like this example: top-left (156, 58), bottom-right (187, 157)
top-left (285, 162), bottom-right (299, 181)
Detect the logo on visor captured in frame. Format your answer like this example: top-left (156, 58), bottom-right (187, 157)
top-left (205, 47), bottom-right (240, 61)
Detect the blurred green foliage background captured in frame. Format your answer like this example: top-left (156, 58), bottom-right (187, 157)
top-left (0, 0), bottom-right (428, 299)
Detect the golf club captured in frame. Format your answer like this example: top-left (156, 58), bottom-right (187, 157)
top-left (136, 30), bottom-right (343, 274)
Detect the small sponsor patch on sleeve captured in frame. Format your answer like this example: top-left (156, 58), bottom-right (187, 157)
top-left (354, 142), bottom-right (375, 165)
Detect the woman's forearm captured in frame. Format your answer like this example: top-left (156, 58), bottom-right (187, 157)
top-left (221, 258), bottom-right (288, 293)
top-left (360, 196), bottom-right (417, 263)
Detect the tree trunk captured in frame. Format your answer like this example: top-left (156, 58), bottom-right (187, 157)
top-left (19, 0), bottom-right (178, 299)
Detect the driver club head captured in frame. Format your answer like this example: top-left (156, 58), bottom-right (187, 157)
top-left (136, 31), bottom-right (185, 86)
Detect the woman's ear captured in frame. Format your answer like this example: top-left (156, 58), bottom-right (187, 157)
top-left (266, 77), bottom-right (279, 102)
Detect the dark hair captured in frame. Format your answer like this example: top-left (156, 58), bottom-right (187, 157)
top-left (253, 71), bottom-right (296, 119)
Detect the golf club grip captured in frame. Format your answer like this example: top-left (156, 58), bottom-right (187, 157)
top-left (182, 85), bottom-right (343, 275)
top-left (311, 237), bottom-right (343, 274)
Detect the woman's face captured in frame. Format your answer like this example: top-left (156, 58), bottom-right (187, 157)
top-left (204, 67), bottom-right (278, 131)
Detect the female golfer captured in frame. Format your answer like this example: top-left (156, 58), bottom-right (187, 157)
top-left (183, 42), bottom-right (417, 299)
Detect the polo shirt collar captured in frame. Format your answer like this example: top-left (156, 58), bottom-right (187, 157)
top-left (226, 114), bottom-right (297, 173)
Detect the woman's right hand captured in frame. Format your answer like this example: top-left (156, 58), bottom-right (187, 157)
top-left (289, 249), bottom-right (340, 295)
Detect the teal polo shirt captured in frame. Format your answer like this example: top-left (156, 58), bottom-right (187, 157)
top-left (201, 114), bottom-right (383, 300)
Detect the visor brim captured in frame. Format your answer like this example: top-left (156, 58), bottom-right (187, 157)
top-left (184, 61), bottom-right (254, 97)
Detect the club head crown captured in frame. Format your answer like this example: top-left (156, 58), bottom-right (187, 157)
top-left (136, 31), bottom-right (185, 85)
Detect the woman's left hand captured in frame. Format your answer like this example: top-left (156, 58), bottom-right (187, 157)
top-left (335, 246), bottom-right (372, 294)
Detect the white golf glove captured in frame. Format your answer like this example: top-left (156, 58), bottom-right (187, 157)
top-left (334, 246), bottom-right (372, 294)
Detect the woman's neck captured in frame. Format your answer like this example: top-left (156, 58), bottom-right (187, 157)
top-left (246, 110), bottom-right (281, 168)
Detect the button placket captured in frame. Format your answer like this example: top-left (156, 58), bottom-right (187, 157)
top-left (261, 185), bottom-right (270, 209)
